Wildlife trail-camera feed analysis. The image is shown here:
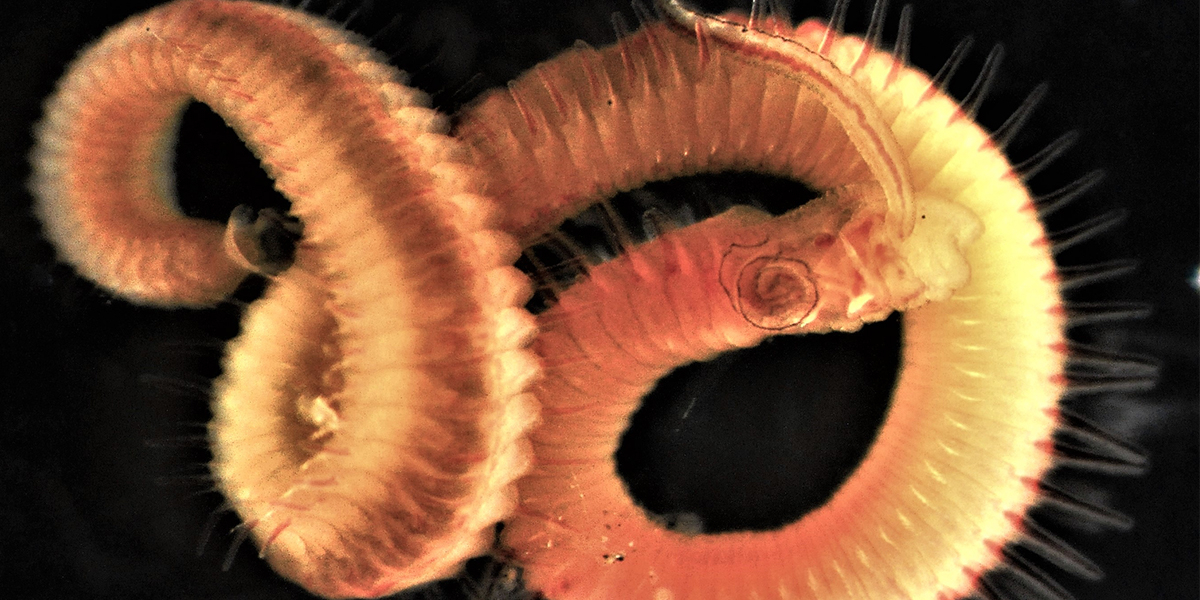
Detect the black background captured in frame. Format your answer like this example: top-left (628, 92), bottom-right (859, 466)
top-left (0, 0), bottom-right (1195, 599)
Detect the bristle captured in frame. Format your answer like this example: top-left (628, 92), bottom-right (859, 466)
top-left (1049, 209), bottom-right (1128, 255)
top-left (612, 11), bottom-right (633, 42)
top-left (929, 36), bottom-right (975, 92)
top-left (154, 337), bottom-right (229, 353)
top-left (819, 0), bottom-right (851, 55)
top-left (223, 520), bottom-right (256, 571)
top-left (612, 11), bottom-right (637, 84)
top-left (1057, 410), bottom-right (1149, 465)
top-left (1016, 517), bottom-right (1104, 580)
top-left (632, 0), bottom-right (654, 26)
top-left (320, 0), bottom-right (350, 20)
top-left (545, 230), bottom-right (593, 271)
top-left (961, 44), bottom-right (1004, 117)
top-left (365, 12), bottom-right (404, 46)
top-left (1016, 131), bottom-right (1078, 180)
top-left (1064, 342), bottom-right (1159, 381)
top-left (748, 0), bottom-right (767, 30)
top-left (884, 4), bottom-right (913, 87)
top-left (153, 473), bottom-right (216, 490)
top-left (967, 581), bottom-right (1002, 600)
top-left (520, 247), bottom-right (566, 297)
top-left (766, 0), bottom-right (790, 25)
top-left (1063, 301), bottom-right (1153, 327)
top-left (641, 206), bottom-right (672, 239)
top-left (857, 0), bottom-right (890, 73)
top-left (1035, 170), bottom-right (1106, 218)
top-left (975, 576), bottom-right (1009, 600)
top-left (143, 434), bottom-right (211, 449)
top-left (1057, 259), bottom-right (1138, 291)
top-left (1061, 374), bottom-right (1157, 398)
top-left (137, 373), bottom-right (213, 398)
top-left (993, 83), bottom-right (1049, 149)
top-left (1051, 438), bottom-right (1148, 476)
top-left (1036, 480), bottom-right (1135, 530)
top-left (196, 501), bottom-right (235, 558)
top-left (995, 548), bottom-right (1077, 600)
top-left (339, 5), bottom-right (363, 30)
top-left (891, 4), bottom-right (913, 64)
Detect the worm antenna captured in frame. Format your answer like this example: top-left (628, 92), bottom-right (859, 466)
top-left (993, 82), bottom-right (1049, 149)
top-left (961, 44), bottom-right (1004, 117)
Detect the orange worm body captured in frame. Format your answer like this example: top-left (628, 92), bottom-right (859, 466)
top-left (29, 1), bottom-right (539, 597)
top-left (462, 3), bottom-right (1066, 599)
top-left (460, 19), bottom-right (980, 309)
top-left (459, 20), bottom-right (915, 245)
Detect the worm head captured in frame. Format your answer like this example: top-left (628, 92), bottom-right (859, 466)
top-left (719, 182), bottom-right (979, 333)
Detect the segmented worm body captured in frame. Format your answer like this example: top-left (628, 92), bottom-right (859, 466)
top-left (30, 1), bottom-right (538, 597)
top-left (26, 0), bottom-right (1148, 599)
top-left (459, 3), bottom-right (1066, 599)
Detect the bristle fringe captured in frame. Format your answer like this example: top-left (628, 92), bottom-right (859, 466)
top-left (1064, 301), bottom-right (1152, 327)
top-left (961, 44), bottom-right (1004, 117)
top-left (1057, 259), bottom-right (1137, 291)
top-left (1035, 170), bottom-right (1105, 218)
top-left (1016, 518), bottom-right (1104, 580)
top-left (993, 82), bottom-right (1049, 149)
top-left (1049, 209), bottom-right (1128, 255)
top-left (1016, 131), bottom-right (1078, 180)
top-left (1036, 480), bottom-right (1135, 530)
top-left (930, 36), bottom-right (975, 92)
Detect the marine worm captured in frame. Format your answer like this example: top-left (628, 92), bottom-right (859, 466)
top-left (23, 0), bottom-right (1159, 599)
top-left (29, 1), bottom-right (540, 597)
top-left (459, 1), bottom-right (1136, 599)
